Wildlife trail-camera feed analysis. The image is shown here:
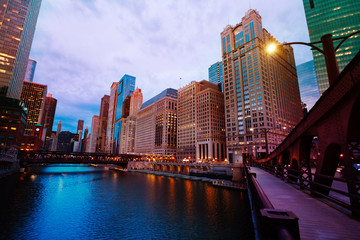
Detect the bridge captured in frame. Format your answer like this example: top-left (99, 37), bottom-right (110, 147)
top-left (252, 49), bottom-right (360, 217)
top-left (17, 150), bottom-right (143, 168)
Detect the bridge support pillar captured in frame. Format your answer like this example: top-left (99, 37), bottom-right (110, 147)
top-left (232, 163), bottom-right (244, 182)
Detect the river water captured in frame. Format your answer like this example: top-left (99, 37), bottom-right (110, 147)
top-left (0, 164), bottom-right (254, 239)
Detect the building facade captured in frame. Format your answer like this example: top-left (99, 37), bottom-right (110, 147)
top-left (221, 9), bottom-right (302, 163)
top-left (40, 93), bottom-right (57, 149)
top-left (177, 80), bottom-right (226, 161)
top-left (20, 80), bottom-right (47, 135)
top-left (96, 95), bottom-right (109, 152)
top-left (24, 59), bottom-right (37, 82)
top-left (113, 74), bottom-right (136, 153)
top-left (209, 61), bottom-right (224, 92)
top-left (296, 60), bottom-right (320, 110)
top-left (89, 115), bottom-right (99, 153)
top-left (134, 88), bottom-right (177, 156)
top-left (0, 0), bottom-right (42, 99)
top-left (303, 0), bottom-right (360, 94)
top-left (119, 88), bottom-right (143, 154)
top-left (0, 96), bottom-right (27, 150)
top-left (105, 82), bottom-right (118, 153)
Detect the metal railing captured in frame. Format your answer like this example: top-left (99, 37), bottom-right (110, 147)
top-left (245, 166), bottom-right (300, 240)
top-left (256, 163), bottom-right (360, 216)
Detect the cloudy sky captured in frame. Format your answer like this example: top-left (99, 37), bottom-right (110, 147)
top-left (29, 0), bottom-right (314, 133)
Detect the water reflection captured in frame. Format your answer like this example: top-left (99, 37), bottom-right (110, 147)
top-left (0, 164), bottom-right (254, 239)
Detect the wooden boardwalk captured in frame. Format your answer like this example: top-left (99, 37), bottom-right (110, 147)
top-left (250, 167), bottom-right (360, 240)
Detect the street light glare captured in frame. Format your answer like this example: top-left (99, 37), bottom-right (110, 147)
top-left (267, 43), bottom-right (277, 53)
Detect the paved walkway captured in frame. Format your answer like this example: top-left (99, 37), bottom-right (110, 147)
top-left (250, 167), bottom-right (360, 240)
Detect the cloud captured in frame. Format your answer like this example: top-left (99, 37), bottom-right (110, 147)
top-left (30, 0), bottom-right (313, 133)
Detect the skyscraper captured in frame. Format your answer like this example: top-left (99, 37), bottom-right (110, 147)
top-left (303, 0), bottom-right (360, 94)
top-left (73, 119), bottom-right (84, 152)
top-left (51, 120), bottom-right (61, 151)
top-left (177, 80), bottom-right (225, 161)
top-left (96, 95), bottom-right (109, 152)
top-left (40, 93), bottom-right (57, 149)
top-left (113, 74), bottom-right (135, 153)
top-left (20, 80), bottom-right (47, 135)
top-left (105, 82), bottom-right (118, 153)
top-left (89, 115), bottom-right (99, 153)
top-left (24, 59), bottom-right (37, 82)
top-left (135, 88), bottom-right (177, 156)
top-left (296, 60), bottom-right (320, 110)
top-left (209, 61), bottom-right (224, 92)
top-left (0, 0), bottom-right (42, 99)
top-left (221, 9), bottom-right (302, 163)
top-left (119, 88), bottom-right (143, 154)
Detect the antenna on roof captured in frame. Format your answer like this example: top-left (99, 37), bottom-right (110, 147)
top-left (179, 77), bottom-right (182, 88)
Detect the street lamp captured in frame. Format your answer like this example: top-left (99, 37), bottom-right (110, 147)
top-left (267, 31), bottom-right (360, 86)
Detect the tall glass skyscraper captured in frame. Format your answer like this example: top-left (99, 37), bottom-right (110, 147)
top-left (113, 74), bottom-right (136, 153)
top-left (208, 61), bottom-right (224, 92)
top-left (303, 0), bottom-right (360, 94)
top-left (296, 60), bottom-right (320, 110)
top-left (0, 0), bottom-right (42, 99)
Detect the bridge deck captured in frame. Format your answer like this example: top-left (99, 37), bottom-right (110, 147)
top-left (250, 167), bottom-right (360, 240)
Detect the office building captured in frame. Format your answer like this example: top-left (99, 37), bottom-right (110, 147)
top-left (89, 115), bottom-right (99, 153)
top-left (296, 60), bottom-right (320, 110)
top-left (51, 120), bottom-right (61, 151)
top-left (209, 61), bottom-right (224, 92)
top-left (177, 80), bottom-right (226, 161)
top-left (0, 96), bottom-right (27, 150)
top-left (119, 88), bottom-right (143, 154)
top-left (303, 0), bottom-right (360, 94)
top-left (96, 95), bottom-right (109, 152)
top-left (73, 120), bottom-right (84, 152)
top-left (81, 126), bottom-right (89, 152)
top-left (57, 131), bottom-right (74, 152)
top-left (0, 0), bottom-right (42, 99)
top-left (20, 80), bottom-right (47, 135)
top-left (113, 75), bottom-right (136, 153)
top-left (40, 93), bottom-right (57, 149)
top-left (24, 59), bottom-right (37, 82)
top-left (221, 9), bottom-right (302, 163)
top-left (21, 124), bottom-right (44, 151)
top-left (134, 88), bottom-right (177, 156)
top-left (105, 82), bottom-right (118, 153)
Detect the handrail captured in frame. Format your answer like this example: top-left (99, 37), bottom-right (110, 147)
top-left (255, 162), bottom-right (360, 216)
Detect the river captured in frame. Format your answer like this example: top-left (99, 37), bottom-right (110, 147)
top-left (0, 164), bottom-right (254, 239)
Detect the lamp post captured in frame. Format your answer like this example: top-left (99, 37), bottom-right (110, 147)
top-left (267, 31), bottom-right (360, 87)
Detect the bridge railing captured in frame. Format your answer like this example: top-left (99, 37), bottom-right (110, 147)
top-left (245, 166), bottom-right (300, 240)
top-left (255, 163), bottom-right (360, 217)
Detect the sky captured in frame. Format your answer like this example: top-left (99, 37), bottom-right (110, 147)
top-left (29, 0), bottom-right (314, 133)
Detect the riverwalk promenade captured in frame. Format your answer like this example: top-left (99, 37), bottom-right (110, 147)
top-left (250, 167), bottom-right (360, 240)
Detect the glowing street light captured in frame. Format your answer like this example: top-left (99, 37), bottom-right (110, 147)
top-left (266, 31), bottom-right (360, 87)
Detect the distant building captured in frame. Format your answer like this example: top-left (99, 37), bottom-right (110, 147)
top-left (221, 9), bottom-right (302, 162)
top-left (73, 120), bottom-right (84, 152)
top-left (81, 126), bottom-right (89, 152)
top-left (57, 131), bottom-right (73, 152)
top-left (105, 82), bottom-right (119, 153)
top-left (51, 121), bottom-right (61, 151)
top-left (113, 75), bottom-right (136, 153)
top-left (89, 116), bottom-right (99, 153)
top-left (24, 59), bottom-right (37, 82)
top-left (0, 96), bottom-right (28, 150)
top-left (134, 88), bottom-right (177, 156)
top-left (177, 80), bottom-right (226, 161)
top-left (0, 0), bottom-right (42, 99)
top-left (20, 81), bottom-right (47, 135)
top-left (40, 93), bottom-right (57, 149)
top-left (119, 88), bottom-right (143, 154)
top-left (96, 95), bottom-right (109, 152)
top-left (303, 0), bottom-right (360, 94)
top-left (296, 60), bottom-right (320, 110)
top-left (208, 61), bottom-right (224, 92)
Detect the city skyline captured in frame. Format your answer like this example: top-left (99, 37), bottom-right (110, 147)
top-left (29, 0), bottom-right (313, 133)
